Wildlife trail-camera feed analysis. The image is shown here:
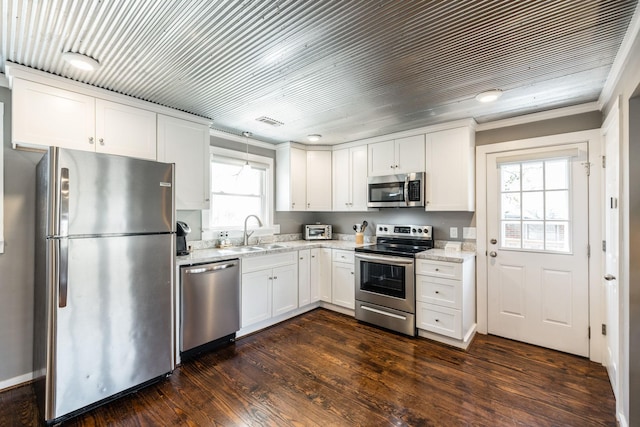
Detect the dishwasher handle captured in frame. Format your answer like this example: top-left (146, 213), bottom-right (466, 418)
top-left (183, 261), bottom-right (239, 275)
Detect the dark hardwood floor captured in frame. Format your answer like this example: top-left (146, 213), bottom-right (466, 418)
top-left (1, 308), bottom-right (615, 426)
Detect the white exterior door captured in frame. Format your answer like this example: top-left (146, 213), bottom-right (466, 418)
top-left (602, 106), bottom-right (620, 397)
top-left (486, 143), bottom-right (590, 357)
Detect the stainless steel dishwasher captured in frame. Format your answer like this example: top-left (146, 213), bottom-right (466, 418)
top-left (180, 259), bottom-right (240, 358)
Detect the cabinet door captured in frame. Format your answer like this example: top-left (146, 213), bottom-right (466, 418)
top-left (395, 134), bottom-right (425, 174)
top-left (290, 147), bottom-right (307, 211)
top-left (298, 250), bottom-right (311, 306)
top-left (241, 270), bottom-right (272, 328)
top-left (368, 140), bottom-right (395, 176)
top-left (12, 79), bottom-right (96, 151)
top-left (319, 249), bottom-right (333, 302)
top-left (350, 145), bottom-right (369, 211)
top-left (425, 127), bottom-right (475, 211)
top-left (157, 115), bottom-right (210, 210)
top-left (306, 151), bottom-right (332, 211)
top-left (272, 263), bottom-right (298, 316)
top-left (332, 148), bottom-right (351, 210)
top-left (95, 99), bottom-right (157, 160)
top-left (332, 262), bottom-right (355, 309)
top-left (309, 248), bottom-right (322, 303)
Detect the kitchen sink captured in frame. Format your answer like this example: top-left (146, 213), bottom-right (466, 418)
top-left (216, 243), bottom-right (288, 255)
top-left (258, 243), bottom-right (287, 250)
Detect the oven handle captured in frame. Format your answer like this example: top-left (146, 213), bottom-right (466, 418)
top-left (404, 175), bottom-right (409, 206)
top-left (360, 305), bottom-right (407, 320)
top-left (355, 253), bottom-right (414, 266)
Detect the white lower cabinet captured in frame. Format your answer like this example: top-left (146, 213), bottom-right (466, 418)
top-left (241, 252), bottom-right (298, 328)
top-left (300, 248), bottom-right (330, 306)
top-left (331, 250), bottom-right (355, 310)
top-left (416, 257), bottom-right (476, 348)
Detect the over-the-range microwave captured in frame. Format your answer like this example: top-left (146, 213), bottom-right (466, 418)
top-left (367, 172), bottom-right (425, 208)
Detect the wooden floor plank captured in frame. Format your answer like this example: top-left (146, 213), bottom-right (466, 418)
top-left (0, 308), bottom-right (616, 426)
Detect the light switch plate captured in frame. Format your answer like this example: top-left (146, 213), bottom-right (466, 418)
top-left (463, 227), bottom-right (476, 239)
top-left (449, 227), bottom-right (458, 238)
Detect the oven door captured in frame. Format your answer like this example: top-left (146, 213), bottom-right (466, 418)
top-left (355, 253), bottom-right (415, 313)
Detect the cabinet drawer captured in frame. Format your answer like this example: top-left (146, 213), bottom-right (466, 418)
top-left (416, 275), bottom-right (462, 309)
top-left (416, 302), bottom-right (462, 339)
top-left (242, 252), bottom-right (297, 273)
top-left (416, 259), bottom-right (462, 280)
top-left (332, 249), bottom-right (354, 264)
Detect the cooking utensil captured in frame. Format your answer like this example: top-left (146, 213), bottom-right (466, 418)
top-left (361, 220), bottom-right (368, 232)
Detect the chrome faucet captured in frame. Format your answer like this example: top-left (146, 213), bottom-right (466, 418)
top-left (243, 214), bottom-right (263, 245)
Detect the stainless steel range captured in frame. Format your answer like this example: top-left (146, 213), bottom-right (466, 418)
top-left (354, 224), bottom-right (433, 336)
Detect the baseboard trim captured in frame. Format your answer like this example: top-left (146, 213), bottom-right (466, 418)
top-left (0, 372), bottom-right (34, 392)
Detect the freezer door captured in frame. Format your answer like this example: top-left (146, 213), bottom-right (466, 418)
top-left (52, 148), bottom-right (174, 236)
top-left (50, 234), bottom-right (174, 420)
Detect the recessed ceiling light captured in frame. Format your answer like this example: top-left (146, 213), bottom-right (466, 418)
top-left (62, 52), bottom-right (101, 71)
top-left (307, 134), bottom-right (322, 142)
top-left (475, 89), bottom-right (503, 103)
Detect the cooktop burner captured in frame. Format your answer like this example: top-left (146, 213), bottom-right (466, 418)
top-left (355, 224), bottom-right (433, 258)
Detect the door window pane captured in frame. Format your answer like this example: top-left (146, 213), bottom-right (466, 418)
top-left (501, 193), bottom-right (521, 220)
top-left (498, 158), bottom-right (571, 253)
top-left (545, 190), bottom-right (569, 220)
top-left (501, 221), bottom-right (522, 249)
top-left (522, 192), bottom-right (543, 220)
top-left (501, 164), bottom-right (521, 192)
top-left (522, 162), bottom-right (543, 191)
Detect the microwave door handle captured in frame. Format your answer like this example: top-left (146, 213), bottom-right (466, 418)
top-left (404, 176), bottom-right (410, 206)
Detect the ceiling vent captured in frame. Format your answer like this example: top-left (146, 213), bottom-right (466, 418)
top-left (255, 116), bottom-right (284, 127)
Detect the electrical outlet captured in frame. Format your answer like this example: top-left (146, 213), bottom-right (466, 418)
top-left (450, 227), bottom-right (458, 239)
top-left (463, 227), bottom-right (476, 239)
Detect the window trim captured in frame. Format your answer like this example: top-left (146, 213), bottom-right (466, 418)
top-left (201, 146), bottom-right (275, 240)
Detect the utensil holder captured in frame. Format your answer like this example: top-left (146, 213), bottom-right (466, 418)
top-left (355, 232), bottom-right (364, 245)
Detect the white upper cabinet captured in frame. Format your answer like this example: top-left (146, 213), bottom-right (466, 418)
top-left (95, 99), bottom-right (157, 160)
top-left (368, 134), bottom-right (425, 176)
top-left (277, 145), bottom-right (331, 211)
top-left (276, 145), bottom-right (306, 211)
top-left (306, 150), bottom-right (332, 211)
top-left (332, 145), bottom-right (368, 211)
top-left (13, 79), bottom-right (157, 160)
top-left (157, 114), bottom-right (210, 210)
top-left (424, 126), bottom-right (475, 211)
top-left (12, 79), bottom-right (96, 151)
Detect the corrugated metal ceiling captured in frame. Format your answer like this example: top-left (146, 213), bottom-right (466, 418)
top-left (1, 0), bottom-right (637, 144)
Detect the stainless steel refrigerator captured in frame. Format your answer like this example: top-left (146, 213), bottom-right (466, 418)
top-left (34, 147), bottom-right (176, 424)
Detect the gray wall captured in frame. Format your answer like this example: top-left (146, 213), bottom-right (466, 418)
top-left (476, 111), bottom-right (602, 145)
top-left (0, 87), bottom-right (43, 383)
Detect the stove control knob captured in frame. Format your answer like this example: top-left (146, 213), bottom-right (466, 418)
top-left (418, 228), bottom-right (422, 233)
top-left (378, 226), bottom-right (383, 232)
top-left (412, 228), bottom-right (416, 233)
top-left (384, 227), bottom-right (388, 231)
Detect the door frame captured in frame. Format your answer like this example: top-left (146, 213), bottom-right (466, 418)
top-left (476, 129), bottom-right (603, 362)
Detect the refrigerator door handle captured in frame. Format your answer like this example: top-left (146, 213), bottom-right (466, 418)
top-left (59, 238), bottom-right (69, 307)
top-left (60, 167), bottom-right (70, 237)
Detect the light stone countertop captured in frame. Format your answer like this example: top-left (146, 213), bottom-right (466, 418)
top-left (176, 239), bottom-right (363, 266)
top-left (415, 248), bottom-right (476, 263)
top-left (177, 240), bottom-right (476, 266)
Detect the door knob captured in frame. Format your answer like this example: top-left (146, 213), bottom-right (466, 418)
top-left (489, 251), bottom-right (497, 257)
top-left (490, 238), bottom-right (497, 244)
top-left (604, 274), bottom-right (616, 281)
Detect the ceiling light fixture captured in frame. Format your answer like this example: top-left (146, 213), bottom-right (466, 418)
top-left (475, 89), bottom-right (503, 103)
top-left (307, 134), bottom-right (322, 142)
top-left (62, 52), bottom-right (101, 71)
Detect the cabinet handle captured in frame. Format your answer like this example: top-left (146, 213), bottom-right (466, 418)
top-left (390, 165), bottom-right (394, 169)
top-left (435, 319), bottom-right (440, 322)
top-left (273, 276), bottom-right (278, 280)
top-left (300, 257), bottom-right (304, 260)
top-left (311, 255), bottom-right (315, 258)
top-left (205, 198), bottom-right (210, 202)
top-left (350, 271), bottom-right (354, 275)
top-left (435, 291), bottom-right (439, 294)
top-left (395, 164), bottom-right (398, 168)
top-left (307, 203), bottom-right (310, 208)
top-left (99, 138), bottom-right (104, 145)
top-left (88, 136), bottom-right (94, 144)
top-left (435, 268), bottom-right (439, 271)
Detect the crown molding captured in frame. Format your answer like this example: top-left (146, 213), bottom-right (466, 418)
top-left (209, 128), bottom-right (276, 150)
